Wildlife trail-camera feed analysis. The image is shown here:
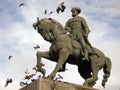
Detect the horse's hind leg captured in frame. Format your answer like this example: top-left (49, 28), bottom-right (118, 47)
top-left (79, 67), bottom-right (96, 87)
top-left (83, 55), bottom-right (99, 87)
top-left (78, 62), bottom-right (96, 87)
top-left (102, 57), bottom-right (111, 87)
top-left (89, 81), bottom-right (96, 87)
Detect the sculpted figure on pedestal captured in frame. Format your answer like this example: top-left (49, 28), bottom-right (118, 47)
top-left (32, 7), bottom-right (111, 88)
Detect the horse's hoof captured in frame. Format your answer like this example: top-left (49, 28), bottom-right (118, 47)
top-left (83, 81), bottom-right (89, 87)
top-left (46, 76), bottom-right (53, 80)
top-left (102, 82), bottom-right (105, 88)
top-left (83, 84), bottom-right (89, 87)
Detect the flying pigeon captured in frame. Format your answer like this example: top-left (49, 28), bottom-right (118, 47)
top-left (38, 75), bottom-right (41, 78)
top-left (33, 66), bottom-right (39, 74)
top-left (24, 68), bottom-right (29, 74)
top-left (44, 9), bottom-right (47, 14)
top-left (20, 81), bottom-right (28, 87)
top-left (55, 74), bottom-right (63, 80)
top-left (24, 74), bottom-right (35, 80)
top-left (19, 3), bottom-right (24, 7)
top-left (33, 63), bottom-right (45, 73)
top-left (49, 11), bottom-right (55, 15)
top-left (5, 78), bottom-right (13, 87)
top-left (58, 74), bottom-right (63, 79)
top-left (8, 55), bottom-right (12, 60)
top-left (31, 78), bottom-right (36, 82)
top-left (56, 2), bottom-right (66, 14)
top-left (33, 44), bottom-right (40, 50)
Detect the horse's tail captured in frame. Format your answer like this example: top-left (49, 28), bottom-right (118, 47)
top-left (102, 57), bottom-right (111, 88)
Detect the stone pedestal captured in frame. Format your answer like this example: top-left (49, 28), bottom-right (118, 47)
top-left (19, 78), bottom-right (97, 90)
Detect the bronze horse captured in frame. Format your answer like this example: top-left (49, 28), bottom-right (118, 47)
top-left (33, 18), bottom-right (111, 88)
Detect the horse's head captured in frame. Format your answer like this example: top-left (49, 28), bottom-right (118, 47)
top-left (33, 17), bottom-right (65, 42)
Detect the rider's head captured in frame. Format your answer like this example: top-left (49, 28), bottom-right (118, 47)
top-left (71, 7), bottom-right (81, 17)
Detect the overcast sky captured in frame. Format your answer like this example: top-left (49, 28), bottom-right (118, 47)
top-left (0, 0), bottom-right (120, 90)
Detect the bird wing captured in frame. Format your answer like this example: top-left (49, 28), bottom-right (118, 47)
top-left (26, 68), bottom-right (29, 74)
top-left (36, 44), bottom-right (40, 48)
top-left (44, 10), bottom-right (47, 14)
top-left (5, 79), bottom-right (9, 87)
top-left (59, 2), bottom-right (64, 7)
top-left (8, 56), bottom-right (12, 60)
top-left (19, 3), bottom-right (24, 7)
top-left (5, 82), bottom-right (8, 87)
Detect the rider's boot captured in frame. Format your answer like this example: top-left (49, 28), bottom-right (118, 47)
top-left (79, 38), bottom-right (89, 61)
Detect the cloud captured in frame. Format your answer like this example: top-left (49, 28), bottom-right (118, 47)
top-left (0, 0), bottom-right (120, 90)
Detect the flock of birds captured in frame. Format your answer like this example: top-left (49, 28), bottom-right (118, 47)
top-left (6, 43), bottom-right (64, 88)
top-left (4, 1), bottom-right (66, 88)
top-left (44, 2), bottom-right (66, 15)
top-left (18, 2), bottom-right (66, 15)
top-left (5, 66), bottom-right (64, 88)
top-left (6, 44), bottom-right (40, 87)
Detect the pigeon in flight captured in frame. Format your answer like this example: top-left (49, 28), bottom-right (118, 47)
top-left (19, 3), bottom-right (24, 7)
top-left (33, 63), bottom-right (45, 73)
top-left (5, 78), bottom-right (13, 87)
top-left (58, 74), bottom-right (63, 79)
top-left (44, 9), bottom-right (47, 14)
top-left (33, 44), bottom-right (40, 50)
top-left (55, 74), bottom-right (63, 80)
top-left (24, 68), bottom-right (29, 74)
top-left (8, 55), bottom-right (12, 60)
top-left (24, 74), bottom-right (35, 80)
top-left (33, 66), bottom-right (39, 74)
top-left (20, 81), bottom-right (28, 87)
top-left (49, 11), bottom-right (55, 15)
top-left (56, 2), bottom-right (66, 14)
top-left (31, 78), bottom-right (36, 82)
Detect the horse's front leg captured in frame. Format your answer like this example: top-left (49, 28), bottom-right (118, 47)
top-left (36, 51), bottom-right (53, 76)
top-left (48, 48), bottom-right (71, 79)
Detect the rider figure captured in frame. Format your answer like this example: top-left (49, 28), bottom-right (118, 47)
top-left (59, 7), bottom-right (97, 72)
top-left (65, 7), bottom-right (90, 61)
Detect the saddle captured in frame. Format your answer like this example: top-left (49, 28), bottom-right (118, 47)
top-left (69, 35), bottom-right (95, 56)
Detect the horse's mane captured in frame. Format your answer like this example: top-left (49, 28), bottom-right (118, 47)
top-left (38, 18), bottom-right (66, 39)
top-left (48, 18), bottom-right (65, 32)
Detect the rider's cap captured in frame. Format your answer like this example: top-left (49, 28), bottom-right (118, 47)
top-left (71, 7), bottom-right (81, 14)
